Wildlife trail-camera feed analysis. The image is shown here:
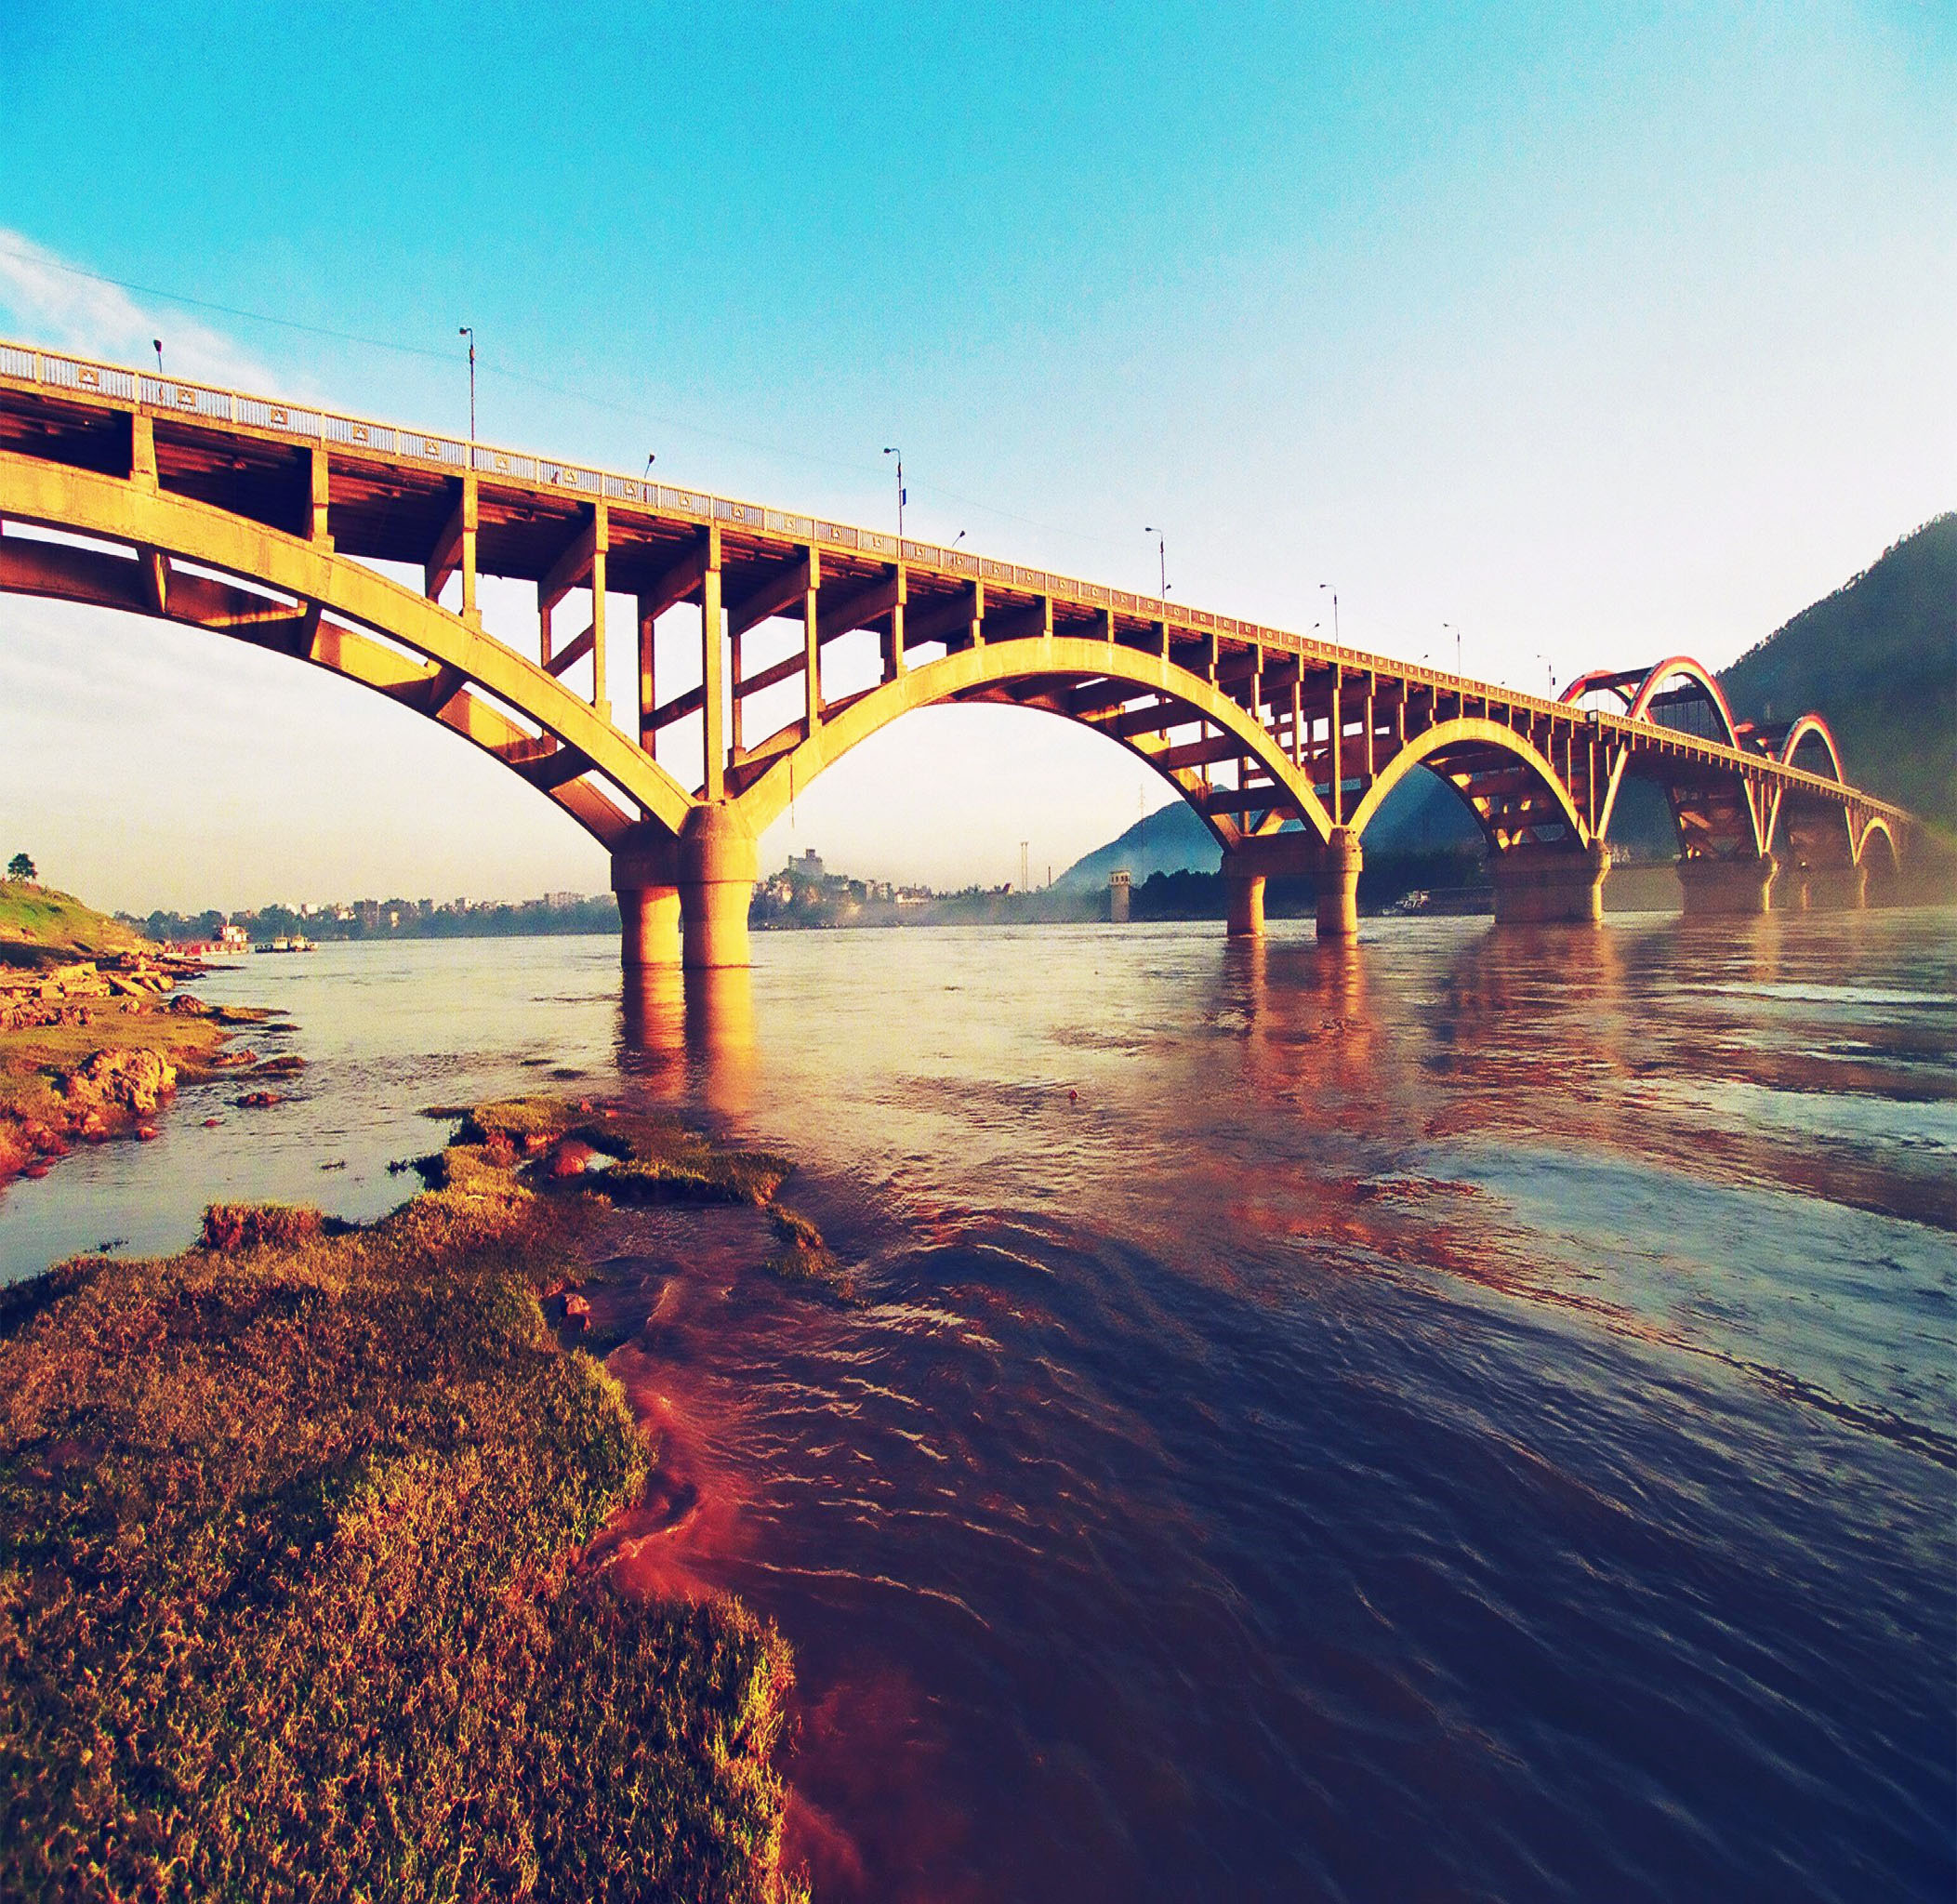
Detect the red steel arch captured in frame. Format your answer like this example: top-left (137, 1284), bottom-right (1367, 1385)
top-left (1565, 654), bottom-right (1764, 856)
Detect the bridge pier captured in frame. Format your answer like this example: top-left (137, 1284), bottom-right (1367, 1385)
top-left (1315, 828), bottom-right (1361, 941)
top-left (1677, 852), bottom-right (1778, 917)
top-left (1221, 826), bottom-right (1361, 942)
top-left (1223, 866), bottom-right (1265, 938)
top-left (1488, 841), bottom-right (1610, 925)
top-left (678, 804), bottom-right (759, 969)
top-left (617, 882), bottom-right (682, 966)
top-left (612, 805), bottom-right (759, 969)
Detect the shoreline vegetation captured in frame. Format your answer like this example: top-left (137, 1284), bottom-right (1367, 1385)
top-left (1, 1090), bottom-right (834, 1901)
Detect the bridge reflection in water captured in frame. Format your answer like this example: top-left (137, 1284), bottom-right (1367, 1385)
top-left (0, 338), bottom-right (1917, 975)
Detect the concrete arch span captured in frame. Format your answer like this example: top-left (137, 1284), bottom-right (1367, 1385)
top-left (1345, 717), bottom-right (1607, 926)
top-left (0, 454), bottom-right (698, 846)
top-left (737, 639), bottom-right (1341, 846)
top-left (1345, 716), bottom-right (1589, 851)
top-left (612, 638), bottom-right (1348, 964)
top-left (1762, 712), bottom-right (1857, 895)
top-left (1562, 653), bottom-right (1745, 747)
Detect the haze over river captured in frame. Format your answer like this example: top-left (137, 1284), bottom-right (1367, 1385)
top-left (3, 912), bottom-right (1952, 1900)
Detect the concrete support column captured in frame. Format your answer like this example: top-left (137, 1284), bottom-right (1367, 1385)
top-left (1223, 866), bottom-right (1266, 938)
top-left (617, 884), bottom-right (682, 967)
top-left (1316, 827), bottom-right (1362, 941)
top-left (1677, 852), bottom-right (1778, 917)
top-left (613, 834), bottom-right (682, 969)
top-left (1489, 840), bottom-right (1610, 924)
top-left (678, 803), bottom-right (759, 969)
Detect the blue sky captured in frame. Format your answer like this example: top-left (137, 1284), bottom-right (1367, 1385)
top-left (1, 1), bottom-right (1950, 909)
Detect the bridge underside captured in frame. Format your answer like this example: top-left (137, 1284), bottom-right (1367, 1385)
top-left (0, 343), bottom-right (1911, 965)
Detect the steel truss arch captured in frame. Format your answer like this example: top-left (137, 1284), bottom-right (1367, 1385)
top-left (1762, 711), bottom-right (1855, 866)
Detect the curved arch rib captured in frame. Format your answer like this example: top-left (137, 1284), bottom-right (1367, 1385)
top-left (1777, 712), bottom-right (1845, 780)
top-left (1622, 654), bottom-right (1744, 747)
top-left (0, 453), bottom-right (695, 843)
top-left (734, 639), bottom-right (1341, 846)
top-left (1344, 716), bottom-right (1590, 851)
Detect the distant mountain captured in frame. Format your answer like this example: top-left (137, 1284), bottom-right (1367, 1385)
top-left (1055, 801), bottom-right (1220, 892)
top-left (1720, 514), bottom-right (1955, 831)
top-left (1060, 516), bottom-right (1955, 880)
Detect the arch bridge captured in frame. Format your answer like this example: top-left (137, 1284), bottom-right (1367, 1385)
top-left (0, 341), bottom-right (1912, 965)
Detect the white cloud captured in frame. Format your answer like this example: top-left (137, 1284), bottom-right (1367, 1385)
top-left (0, 229), bottom-right (278, 391)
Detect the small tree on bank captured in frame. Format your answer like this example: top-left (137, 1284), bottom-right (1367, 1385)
top-left (5, 853), bottom-right (35, 883)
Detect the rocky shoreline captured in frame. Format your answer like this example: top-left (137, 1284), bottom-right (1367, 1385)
top-left (0, 950), bottom-right (271, 1185)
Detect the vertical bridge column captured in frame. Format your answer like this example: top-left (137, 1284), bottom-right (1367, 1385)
top-left (1223, 864), bottom-right (1265, 938)
top-left (1488, 841), bottom-right (1610, 924)
top-left (611, 835), bottom-right (681, 969)
top-left (1315, 828), bottom-right (1361, 940)
top-left (678, 804), bottom-right (758, 969)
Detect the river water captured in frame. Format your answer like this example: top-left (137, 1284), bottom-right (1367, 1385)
top-left (3, 913), bottom-right (1952, 1900)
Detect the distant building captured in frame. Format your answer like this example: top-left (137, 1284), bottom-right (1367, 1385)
top-left (547, 891), bottom-right (582, 909)
top-left (789, 848), bottom-right (826, 883)
top-left (218, 921), bottom-right (249, 951)
top-left (1109, 868), bottom-right (1132, 924)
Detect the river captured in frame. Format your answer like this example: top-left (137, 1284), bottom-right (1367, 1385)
top-left (3, 911), bottom-right (1952, 1901)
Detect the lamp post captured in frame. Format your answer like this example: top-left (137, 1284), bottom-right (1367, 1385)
top-left (882, 446), bottom-right (905, 545)
top-left (1144, 527), bottom-right (1169, 615)
top-left (458, 327), bottom-right (475, 445)
top-left (152, 338), bottom-right (163, 375)
top-left (1443, 620), bottom-right (1461, 677)
top-left (1318, 582), bottom-right (1339, 646)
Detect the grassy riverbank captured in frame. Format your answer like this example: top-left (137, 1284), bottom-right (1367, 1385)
top-left (0, 1105), bottom-right (804, 1901)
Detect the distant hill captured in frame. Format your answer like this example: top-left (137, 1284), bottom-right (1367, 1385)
top-left (1720, 514), bottom-right (1955, 831)
top-left (1060, 516), bottom-right (1955, 880)
top-left (0, 885), bottom-right (153, 968)
top-left (1056, 801), bottom-right (1221, 892)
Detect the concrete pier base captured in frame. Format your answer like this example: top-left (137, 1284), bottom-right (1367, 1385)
top-left (616, 882), bottom-right (682, 967)
top-left (1678, 852), bottom-right (1778, 917)
top-left (612, 804), bottom-right (759, 969)
top-left (678, 804), bottom-right (759, 969)
top-left (1489, 841), bottom-right (1609, 925)
top-left (1220, 826), bottom-right (1363, 942)
top-left (1224, 868), bottom-right (1266, 938)
top-left (1315, 828), bottom-right (1361, 942)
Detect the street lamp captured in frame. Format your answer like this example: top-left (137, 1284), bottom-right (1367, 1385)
top-left (1144, 527), bottom-right (1170, 614)
top-left (1443, 621), bottom-right (1461, 676)
top-left (458, 327), bottom-right (476, 445)
top-left (882, 447), bottom-right (905, 544)
top-left (152, 338), bottom-right (164, 375)
top-left (1318, 582), bottom-right (1339, 646)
